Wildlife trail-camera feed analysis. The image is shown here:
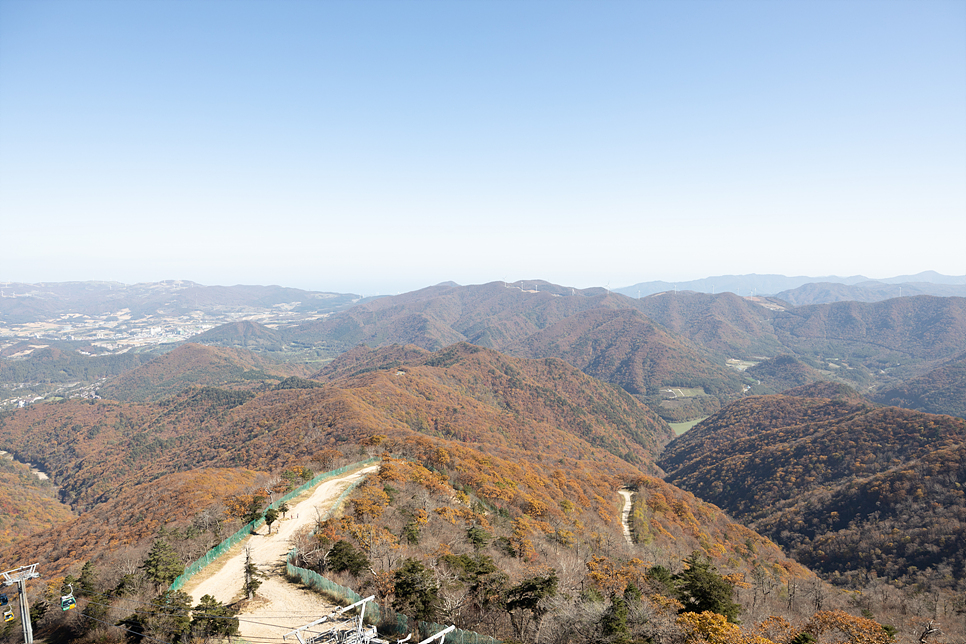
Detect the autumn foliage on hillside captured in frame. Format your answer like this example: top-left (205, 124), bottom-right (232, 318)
top-left (507, 309), bottom-right (746, 398)
top-left (97, 342), bottom-right (310, 402)
top-left (0, 390), bottom-right (267, 509)
top-left (0, 456), bottom-right (74, 550)
top-left (0, 343), bottom-right (671, 547)
top-left (312, 344), bottom-right (433, 381)
top-left (0, 344), bottom-right (669, 509)
top-left (0, 345), bottom-right (809, 602)
top-left (292, 447), bottom-right (818, 643)
top-left (0, 340), bottom-right (952, 644)
top-left (625, 476), bottom-right (811, 579)
top-left (0, 468), bottom-right (266, 578)
top-left (659, 394), bottom-right (966, 587)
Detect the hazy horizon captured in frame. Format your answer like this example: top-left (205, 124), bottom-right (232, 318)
top-left (4, 269), bottom-right (966, 299)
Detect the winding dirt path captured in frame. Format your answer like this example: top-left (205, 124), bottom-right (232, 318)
top-left (618, 489), bottom-right (634, 546)
top-left (181, 463), bottom-right (379, 642)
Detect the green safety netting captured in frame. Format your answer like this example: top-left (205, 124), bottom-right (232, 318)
top-left (170, 457), bottom-right (378, 591)
top-left (285, 553), bottom-right (500, 644)
top-left (170, 455), bottom-right (499, 643)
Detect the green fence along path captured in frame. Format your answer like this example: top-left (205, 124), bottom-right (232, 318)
top-left (285, 557), bottom-right (500, 644)
top-left (284, 472), bottom-right (501, 644)
top-left (170, 457), bottom-right (379, 591)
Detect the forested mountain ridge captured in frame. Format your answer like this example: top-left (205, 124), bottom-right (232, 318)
top-left (0, 343), bottom-right (821, 644)
top-left (319, 342), bottom-right (678, 467)
top-left (311, 343), bottom-right (433, 381)
top-left (745, 355), bottom-right (829, 394)
top-left (187, 319), bottom-right (284, 350)
top-left (615, 271), bottom-right (966, 303)
top-left (0, 344), bottom-right (672, 511)
top-left (271, 283), bottom-right (779, 422)
top-left (774, 281), bottom-right (966, 306)
top-left (616, 273), bottom-right (872, 298)
top-left (279, 281), bottom-right (790, 364)
top-left (660, 395), bottom-right (874, 477)
top-left (633, 290), bottom-right (784, 356)
top-left (771, 296), bottom-right (966, 366)
top-left (279, 281), bottom-right (632, 351)
top-left (873, 351), bottom-right (966, 419)
top-left (658, 393), bottom-right (966, 587)
top-left (0, 346), bottom-right (148, 383)
top-left (759, 439), bottom-right (966, 586)
top-left (630, 293), bottom-right (966, 377)
top-left (267, 285), bottom-right (966, 420)
top-left (97, 343), bottom-right (312, 402)
top-left (13, 280), bottom-right (964, 422)
top-left (506, 308), bottom-right (745, 397)
top-left (0, 280), bottom-right (361, 324)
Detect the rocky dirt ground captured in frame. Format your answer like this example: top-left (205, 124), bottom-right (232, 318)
top-left (180, 463), bottom-right (380, 642)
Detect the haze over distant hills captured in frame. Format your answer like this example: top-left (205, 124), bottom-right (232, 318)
top-left (0, 280), bottom-right (364, 325)
top-left (616, 271), bottom-right (966, 304)
top-left (6, 276), bottom-right (966, 421)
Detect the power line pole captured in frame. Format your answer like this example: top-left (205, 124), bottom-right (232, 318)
top-left (2, 564), bottom-right (40, 644)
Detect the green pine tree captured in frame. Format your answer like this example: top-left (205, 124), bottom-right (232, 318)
top-left (677, 552), bottom-right (742, 623)
top-left (243, 546), bottom-right (263, 599)
top-left (144, 591), bottom-right (192, 643)
top-left (264, 507), bottom-right (280, 534)
top-left (392, 558), bottom-right (440, 622)
top-left (192, 594), bottom-right (240, 640)
top-left (141, 538), bottom-right (184, 594)
top-left (600, 593), bottom-right (630, 643)
top-left (505, 571), bottom-right (558, 642)
top-left (78, 561), bottom-right (98, 597)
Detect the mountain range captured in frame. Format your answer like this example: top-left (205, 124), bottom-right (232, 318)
top-left (616, 271), bottom-right (966, 303)
top-left (263, 287), bottom-right (966, 421)
top-left (0, 280), bottom-right (363, 324)
top-left (3, 274), bottom-right (966, 642)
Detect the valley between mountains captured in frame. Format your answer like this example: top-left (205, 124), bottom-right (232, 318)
top-left (1, 278), bottom-right (965, 644)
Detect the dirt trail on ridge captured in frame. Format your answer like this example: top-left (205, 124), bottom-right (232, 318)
top-left (619, 489), bottom-right (634, 546)
top-left (181, 464), bottom-right (379, 642)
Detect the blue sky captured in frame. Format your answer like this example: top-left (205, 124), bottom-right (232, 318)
top-left (1, 0), bottom-right (964, 294)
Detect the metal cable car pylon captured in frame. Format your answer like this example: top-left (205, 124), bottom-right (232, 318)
top-left (1, 563), bottom-right (41, 644)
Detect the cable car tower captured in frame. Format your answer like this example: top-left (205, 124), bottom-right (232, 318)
top-left (283, 595), bottom-right (454, 644)
top-left (283, 595), bottom-right (379, 644)
top-left (1, 564), bottom-right (40, 644)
